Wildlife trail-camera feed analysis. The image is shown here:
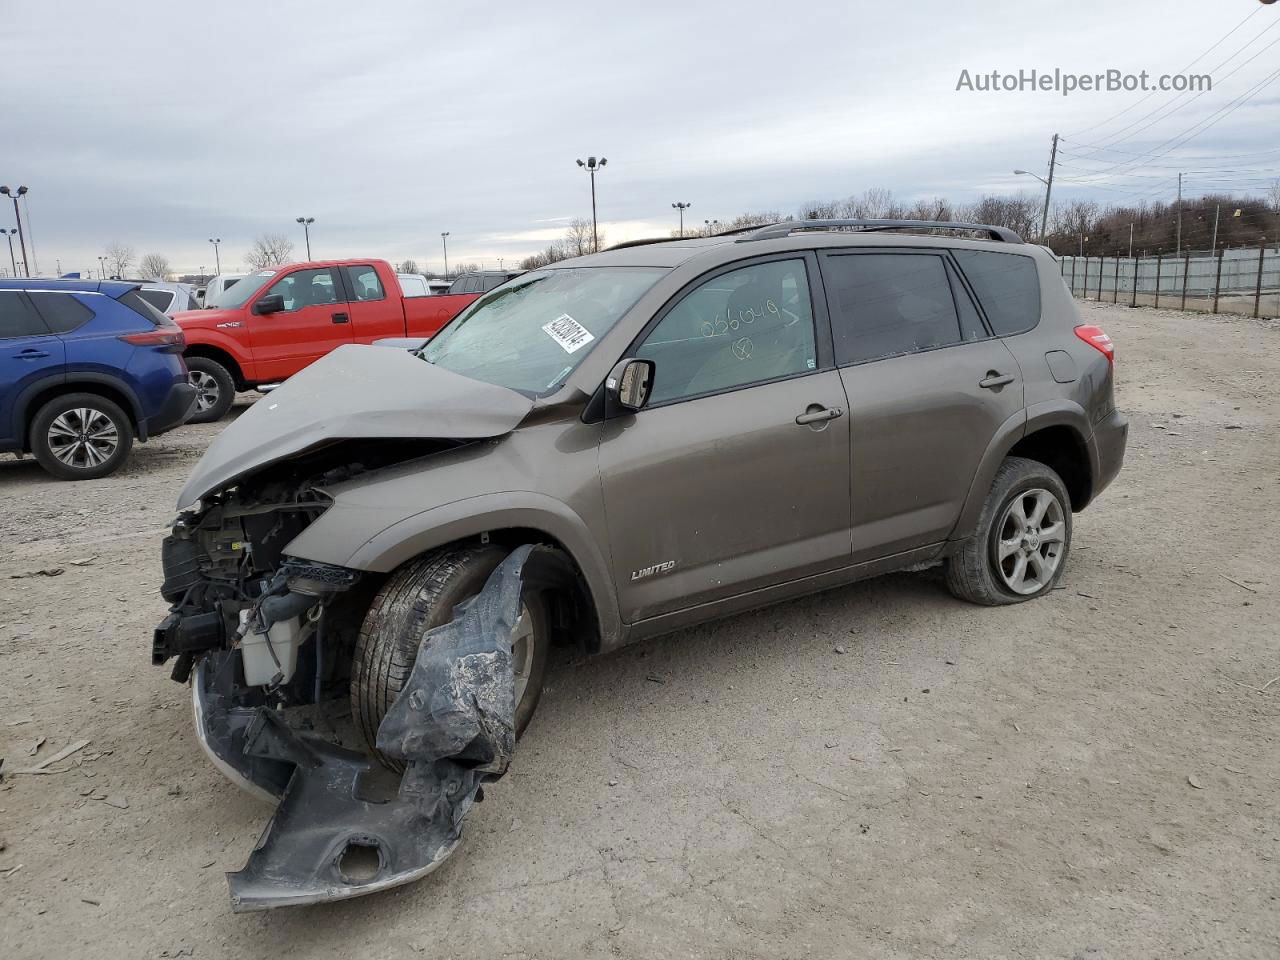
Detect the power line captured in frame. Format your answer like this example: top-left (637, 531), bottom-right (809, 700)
top-left (1069, 26), bottom-right (1280, 162)
top-left (1066, 5), bottom-right (1262, 139)
top-left (1058, 63), bottom-right (1280, 183)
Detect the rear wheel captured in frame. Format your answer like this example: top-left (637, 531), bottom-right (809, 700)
top-left (352, 545), bottom-right (550, 771)
top-left (185, 356), bottom-right (235, 423)
top-left (945, 457), bottom-right (1072, 605)
top-left (29, 393), bottom-right (134, 480)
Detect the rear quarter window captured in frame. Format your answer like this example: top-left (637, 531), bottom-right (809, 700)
top-left (952, 250), bottom-right (1041, 336)
top-left (29, 291), bottom-right (94, 333)
top-left (118, 289), bottom-right (172, 326)
top-left (138, 289), bottom-right (176, 313)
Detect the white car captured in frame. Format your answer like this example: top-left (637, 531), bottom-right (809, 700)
top-left (203, 273), bottom-right (247, 307)
top-left (139, 281), bottom-right (202, 315)
top-left (396, 273), bottom-right (431, 297)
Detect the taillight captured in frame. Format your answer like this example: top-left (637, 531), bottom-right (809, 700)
top-left (120, 326), bottom-right (185, 348)
top-left (1074, 325), bottom-right (1113, 366)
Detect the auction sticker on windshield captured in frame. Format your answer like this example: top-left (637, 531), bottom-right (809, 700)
top-left (542, 314), bottom-right (595, 354)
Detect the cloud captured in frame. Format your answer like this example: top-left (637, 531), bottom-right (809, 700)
top-left (5, 0), bottom-right (1276, 274)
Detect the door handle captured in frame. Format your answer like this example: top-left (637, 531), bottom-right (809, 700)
top-left (795, 406), bottom-right (844, 425)
top-left (979, 372), bottom-right (1015, 389)
top-left (331, 312), bottom-right (349, 324)
top-left (18, 349), bottom-right (50, 360)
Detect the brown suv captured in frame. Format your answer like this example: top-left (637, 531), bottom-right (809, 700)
top-left (153, 219), bottom-right (1127, 910)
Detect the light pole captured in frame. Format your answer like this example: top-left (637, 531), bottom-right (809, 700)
top-left (575, 156), bottom-right (607, 252)
top-left (208, 237), bottom-right (222, 275)
top-left (1, 185), bottom-right (30, 276)
top-left (671, 201), bottom-right (692, 237)
top-left (1013, 167), bottom-right (1054, 245)
top-left (3, 228), bottom-right (16, 276)
top-left (440, 232), bottom-right (450, 278)
top-left (704, 218), bottom-right (720, 236)
top-left (295, 217), bottom-right (314, 259)
top-left (97, 256), bottom-right (107, 279)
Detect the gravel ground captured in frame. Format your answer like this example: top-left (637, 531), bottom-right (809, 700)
top-left (1, 301), bottom-right (1278, 960)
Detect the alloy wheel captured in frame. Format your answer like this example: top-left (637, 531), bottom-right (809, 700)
top-left (47, 407), bottom-right (120, 470)
top-left (994, 488), bottom-right (1066, 595)
top-left (510, 605), bottom-right (535, 707)
top-left (190, 370), bottom-right (221, 413)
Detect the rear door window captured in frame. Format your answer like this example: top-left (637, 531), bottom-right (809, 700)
top-left (29, 292), bottom-right (94, 333)
top-left (344, 265), bottom-right (385, 302)
top-left (951, 250), bottom-right (1041, 336)
top-left (0, 290), bottom-right (50, 338)
top-left (822, 253), bottom-right (963, 365)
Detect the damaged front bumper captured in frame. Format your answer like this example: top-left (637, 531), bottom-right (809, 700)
top-left (185, 545), bottom-right (539, 912)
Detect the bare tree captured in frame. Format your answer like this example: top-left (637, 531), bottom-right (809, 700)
top-left (450, 261), bottom-right (481, 277)
top-left (1268, 178), bottom-right (1280, 215)
top-left (840, 188), bottom-right (900, 220)
top-left (564, 218), bottom-right (603, 257)
top-left (246, 233), bottom-right (295, 269)
top-left (104, 242), bottom-right (135, 279)
top-left (397, 259), bottom-right (420, 274)
top-left (521, 241), bottom-right (572, 270)
top-left (139, 253), bottom-right (170, 280)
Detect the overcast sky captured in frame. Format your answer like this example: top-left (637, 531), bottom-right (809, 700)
top-left (4, 0), bottom-right (1278, 277)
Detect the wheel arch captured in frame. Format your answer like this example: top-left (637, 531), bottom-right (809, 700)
top-left (951, 401), bottom-right (1096, 541)
top-left (289, 493), bottom-right (621, 654)
top-left (16, 375), bottom-right (144, 449)
top-left (184, 344), bottom-right (248, 391)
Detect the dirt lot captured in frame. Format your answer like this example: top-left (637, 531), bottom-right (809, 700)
top-left (2, 301), bottom-right (1278, 960)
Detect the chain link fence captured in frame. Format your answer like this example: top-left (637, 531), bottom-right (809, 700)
top-left (1058, 245), bottom-right (1280, 319)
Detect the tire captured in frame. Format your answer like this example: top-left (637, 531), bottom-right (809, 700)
top-left (945, 456), bottom-right (1073, 606)
top-left (29, 393), bottom-right (135, 481)
top-left (352, 545), bottom-right (551, 771)
top-left (185, 356), bottom-right (236, 423)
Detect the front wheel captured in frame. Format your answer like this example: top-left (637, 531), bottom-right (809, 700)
top-left (185, 356), bottom-right (236, 423)
top-left (352, 545), bottom-right (551, 772)
top-left (945, 457), bottom-right (1073, 605)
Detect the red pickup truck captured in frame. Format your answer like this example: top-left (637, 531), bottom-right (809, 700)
top-left (174, 259), bottom-right (480, 423)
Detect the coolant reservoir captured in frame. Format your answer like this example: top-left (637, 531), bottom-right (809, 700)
top-left (238, 610), bottom-right (303, 686)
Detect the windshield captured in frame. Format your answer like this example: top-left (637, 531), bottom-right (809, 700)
top-left (207, 269), bottom-right (277, 309)
top-left (420, 267), bottom-right (666, 395)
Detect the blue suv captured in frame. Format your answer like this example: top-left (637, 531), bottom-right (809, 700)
top-left (1, 279), bottom-right (197, 480)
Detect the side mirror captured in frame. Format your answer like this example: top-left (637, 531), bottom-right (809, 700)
top-left (253, 293), bottom-right (285, 315)
top-left (605, 358), bottom-right (655, 415)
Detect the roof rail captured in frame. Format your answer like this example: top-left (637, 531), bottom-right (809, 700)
top-left (736, 219), bottom-right (1024, 244)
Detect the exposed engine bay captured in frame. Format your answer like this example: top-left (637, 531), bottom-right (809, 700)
top-left (149, 440), bottom-right (568, 911)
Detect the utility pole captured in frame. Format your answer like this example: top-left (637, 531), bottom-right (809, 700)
top-left (1175, 172), bottom-right (1183, 256)
top-left (440, 232), bottom-right (450, 278)
top-left (1040, 134), bottom-right (1059, 245)
top-left (1210, 204), bottom-right (1221, 257)
top-left (575, 156), bottom-right (607, 253)
top-left (672, 201), bottom-right (692, 237)
top-left (1129, 223), bottom-right (1135, 260)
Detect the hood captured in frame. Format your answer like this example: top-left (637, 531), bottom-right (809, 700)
top-left (177, 344), bottom-right (533, 508)
top-left (174, 307), bottom-right (238, 328)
